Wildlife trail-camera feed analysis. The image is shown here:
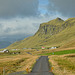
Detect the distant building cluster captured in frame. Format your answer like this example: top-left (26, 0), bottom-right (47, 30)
top-left (50, 47), bottom-right (57, 49)
top-left (41, 46), bottom-right (57, 49)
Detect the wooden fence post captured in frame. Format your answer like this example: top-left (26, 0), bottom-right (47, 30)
top-left (3, 67), bottom-right (5, 75)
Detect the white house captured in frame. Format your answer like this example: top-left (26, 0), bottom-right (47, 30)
top-left (50, 47), bottom-right (57, 49)
top-left (0, 49), bottom-right (9, 53)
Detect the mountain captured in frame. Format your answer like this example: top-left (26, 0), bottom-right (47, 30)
top-left (7, 17), bottom-right (75, 49)
top-left (0, 41), bottom-right (11, 49)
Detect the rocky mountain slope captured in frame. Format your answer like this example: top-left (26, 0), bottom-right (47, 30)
top-left (7, 17), bottom-right (75, 49)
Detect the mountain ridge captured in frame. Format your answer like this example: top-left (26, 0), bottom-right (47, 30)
top-left (7, 17), bottom-right (75, 49)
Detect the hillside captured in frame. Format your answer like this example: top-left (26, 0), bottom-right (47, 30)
top-left (7, 17), bottom-right (75, 49)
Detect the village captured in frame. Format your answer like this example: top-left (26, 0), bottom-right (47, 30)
top-left (0, 46), bottom-right (57, 55)
top-left (0, 49), bottom-right (21, 55)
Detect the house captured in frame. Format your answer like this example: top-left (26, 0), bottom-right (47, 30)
top-left (42, 47), bottom-right (45, 49)
top-left (50, 47), bottom-right (57, 49)
top-left (0, 49), bottom-right (9, 53)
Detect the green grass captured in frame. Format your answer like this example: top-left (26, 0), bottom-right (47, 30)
top-left (39, 49), bottom-right (75, 55)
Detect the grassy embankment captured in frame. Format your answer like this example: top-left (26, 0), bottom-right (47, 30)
top-left (49, 54), bottom-right (75, 75)
top-left (0, 50), bottom-right (39, 75)
top-left (44, 49), bottom-right (75, 75)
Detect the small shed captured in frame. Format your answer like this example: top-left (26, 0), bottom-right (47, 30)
top-left (42, 47), bottom-right (45, 49)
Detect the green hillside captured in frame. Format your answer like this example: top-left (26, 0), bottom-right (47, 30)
top-left (7, 17), bottom-right (75, 49)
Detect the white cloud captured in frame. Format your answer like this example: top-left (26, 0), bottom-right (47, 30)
top-left (0, 0), bottom-right (70, 38)
top-left (0, 17), bottom-right (38, 36)
top-left (0, 14), bottom-right (68, 37)
top-left (0, 17), bottom-right (45, 36)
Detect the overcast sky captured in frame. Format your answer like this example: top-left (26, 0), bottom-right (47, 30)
top-left (0, 0), bottom-right (75, 39)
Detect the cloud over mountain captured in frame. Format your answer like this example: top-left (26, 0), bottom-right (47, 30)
top-left (0, 0), bottom-right (75, 41)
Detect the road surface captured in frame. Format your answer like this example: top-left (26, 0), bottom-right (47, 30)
top-left (8, 56), bottom-right (54, 75)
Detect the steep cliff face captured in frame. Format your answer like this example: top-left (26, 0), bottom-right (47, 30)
top-left (35, 18), bottom-right (64, 36)
top-left (7, 17), bottom-right (75, 49)
top-left (35, 17), bottom-right (75, 37)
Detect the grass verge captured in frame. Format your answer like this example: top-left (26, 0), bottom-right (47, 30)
top-left (49, 54), bottom-right (75, 75)
top-left (39, 49), bottom-right (75, 55)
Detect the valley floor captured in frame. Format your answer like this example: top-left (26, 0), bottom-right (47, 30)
top-left (0, 47), bottom-right (75, 75)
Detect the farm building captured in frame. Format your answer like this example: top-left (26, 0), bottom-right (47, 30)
top-left (0, 49), bottom-right (9, 53)
top-left (50, 47), bottom-right (57, 49)
top-left (42, 47), bottom-right (45, 49)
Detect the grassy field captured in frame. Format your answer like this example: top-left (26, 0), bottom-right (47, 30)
top-left (0, 47), bottom-right (75, 75)
top-left (49, 54), bottom-right (75, 75)
top-left (39, 49), bottom-right (75, 55)
top-left (0, 50), bottom-right (39, 75)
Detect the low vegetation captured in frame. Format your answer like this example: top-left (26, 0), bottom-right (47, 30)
top-left (0, 50), bottom-right (39, 75)
top-left (0, 58), bottom-right (28, 74)
top-left (49, 54), bottom-right (75, 75)
top-left (39, 49), bottom-right (75, 55)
